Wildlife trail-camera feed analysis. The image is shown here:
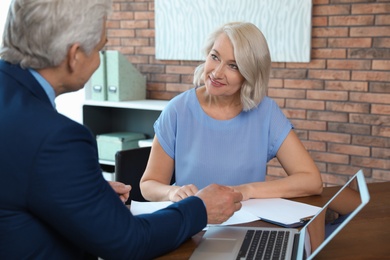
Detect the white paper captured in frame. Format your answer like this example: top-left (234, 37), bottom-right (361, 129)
top-left (130, 198), bottom-right (320, 227)
top-left (242, 198), bottom-right (321, 226)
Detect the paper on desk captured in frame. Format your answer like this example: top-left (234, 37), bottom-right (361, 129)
top-left (242, 198), bottom-right (321, 227)
top-left (130, 200), bottom-right (259, 226)
top-left (130, 198), bottom-right (320, 228)
top-left (130, 201), bottom-right (173, 215)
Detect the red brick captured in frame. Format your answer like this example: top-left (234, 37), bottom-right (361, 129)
top-left (372, 147), bottom-right (390, 159)
top-left (350, 92), bottom-right (390, 104)
top-left (349, 48), bottom-right (390, 59)
top-left (106, 38), bottom-right (121, 46)
top-left (373, 38), bottom-right (390, 48)
top-left (282, 109), bottom-right (306, 119)
top-left (369, 82), bottom-right (390, 93)
top-left (291, 120), bottom-right (327, 131)
top-left (325, 81), bottom-right (368, 92)
top-left (328, 38), bottom-right (372, 48)
top-left (352, 135), bottom-right (390, 147)
top-left (371, 104), bottom-right (390, 115)
top-left (372, 170), bottom-right (390, 181)
top-left (301, 140), bottom-right (327, 151)
top-left (136, 29), bottom-right (155, 38)
top-left (107, 29), bottom-right (135, 38)
top-left (139, 64), bottom-right (164, 74)
top-left (117, 46), bottom-right (137, 56)
top-left (312, 49), bottom-right (347, 59)
top-left (312, 38), bottom-right (328, 48)
top-left (310, 131), bottom-right (351, 143)
top-left (376, 15), bottom-right (390, 25)
top-left (109, 12), bottom-right (134, 20)
top-left (352, 71), bottom-right (390, 82)
top-left (309, 70), bottom-right (350, 80)
top-left (106, 20), bottom-right (121, 29)
top-left (350, 114), bottom-right (390, 126)
top-left (270, 69), bottom-right (307, 79)
top-left (328, 122), bottom-right (371, 135)
top-left (271, 63), bottom-right (286, 68)
top-left (327, 59), bottom-right (371, 70)
top-left (286, 99), bottom-right (325, 110)
top-left (313, 16), bottom-right (328, 26)
top-left (121, 38), bottom-right (149, 46)
top-left (135, 46), bottom-right (155, 55)
top-left (120, 2), bottom-right (149, 11)
top-left (134, 11), bottom-right (154, 20)
top-left (267, 89), bottom-right (306, 99)
top-left (372, 126), bottom-right (390, 137)
top-left (328, 164), bottom-right (370, 177)
top-left (326, 101), bottom-right (370, 113)
top-left (313, 5), bottom-right (351, 15)
top-left (372, 60), bottom-right (390, 70)
top-left (296, 130), bottom-right (308, 140)
top-left (150, 73), bottom-right (180, 83)
top-left (350, 26), bottom-right (390, 37)
top-left (329, 15), bottom-right (374, 26)
top-left (321, 173), bottom-right (349, 186)
top-left (308, 111), bottom-right (349, 122)
top-left (352, 3), bottom-right (390, 14)
top-left (166, 65), bottom-right (195, 74)
top-left (284, 79), bottom-right (324, 89)
top-left (313, 0), bottom-right (330, 4)
top-left (312, 28), bottom-right (349, 37)
top-left (310, 151), bottom-right (350, 164)
top-left (268, 79), bottom-right (284, 88)
top-left (328, 143), bottom-right (370, 156)
top-left (307, 90), bottom-right (349, 100)
top-left (147, 82), bottom-right (165, 91)
top-left (286, 60), bottom-right (326, 69)
top-left (120, 20), bottom-right (149, 29)
top-left (351, 156), bottom-right (390, 169)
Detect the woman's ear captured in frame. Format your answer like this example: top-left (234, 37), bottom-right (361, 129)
top-left (66, 43), bottom-right (81, 73)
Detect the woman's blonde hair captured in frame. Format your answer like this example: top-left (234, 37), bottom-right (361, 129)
top-left (193, 22), bottom-right (271, 111)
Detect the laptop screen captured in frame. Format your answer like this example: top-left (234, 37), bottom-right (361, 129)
top-left (302, 170), bottom-right (370, 260)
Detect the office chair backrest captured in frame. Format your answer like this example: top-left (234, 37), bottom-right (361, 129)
top-left (115, 146), bottom-right (175, 204)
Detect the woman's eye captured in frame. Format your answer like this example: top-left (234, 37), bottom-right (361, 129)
top-left (230, 64), bottom-right (239, 70)
top-left (210, 54), bottom-right (218, 60)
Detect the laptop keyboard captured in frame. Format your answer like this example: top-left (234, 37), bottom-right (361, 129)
top-left (236, 230), bottom-right (290, 260)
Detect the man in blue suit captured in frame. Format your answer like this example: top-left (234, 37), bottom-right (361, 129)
top-left (0, 0), bottom-right (243, 259)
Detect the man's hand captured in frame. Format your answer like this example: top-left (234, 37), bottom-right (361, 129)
top-left (195, 184), bottom-right (243, 224)
top-left (108, 181), bottom-right (131, 203)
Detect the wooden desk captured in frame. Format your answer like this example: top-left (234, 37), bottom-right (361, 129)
top-left (156, 182), bottom-right (390, 259)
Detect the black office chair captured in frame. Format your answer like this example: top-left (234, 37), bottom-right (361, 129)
top-left (115, 146), bottom-right (175, 204)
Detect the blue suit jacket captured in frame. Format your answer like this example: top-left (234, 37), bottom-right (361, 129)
top-left (0, 60), bottom-right (207, 259)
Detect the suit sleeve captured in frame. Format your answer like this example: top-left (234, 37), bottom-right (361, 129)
top-left (28, 122), bottom-right (207, 259)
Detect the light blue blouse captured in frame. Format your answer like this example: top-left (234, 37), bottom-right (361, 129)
top-left (154, 88), bottom-right (293, 189)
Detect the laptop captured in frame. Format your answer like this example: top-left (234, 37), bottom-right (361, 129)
top-left (190, 170), bottom-right (370, 260)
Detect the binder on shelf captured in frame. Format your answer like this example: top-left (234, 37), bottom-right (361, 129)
top-left (90, 51), bottom-right (107, 101)
top-left (105, 50), bottom-right (146, 102)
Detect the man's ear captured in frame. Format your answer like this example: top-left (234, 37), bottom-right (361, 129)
top-left (67, 43), bottom-right (81, 73)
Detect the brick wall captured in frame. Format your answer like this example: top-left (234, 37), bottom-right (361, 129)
top-left (106, 0), bottom-right (390, 186)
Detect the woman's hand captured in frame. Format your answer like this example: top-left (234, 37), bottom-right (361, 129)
top-left (108, 181), bottom-right (131, 203)
top-left (168, 184), bottom-right (199, 202)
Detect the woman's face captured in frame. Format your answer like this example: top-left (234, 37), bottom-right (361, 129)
top-left (203, 33), bottom-right (245, 98)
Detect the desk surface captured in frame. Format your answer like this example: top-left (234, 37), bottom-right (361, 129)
top-left (156, 181), bottom-right (390, 259)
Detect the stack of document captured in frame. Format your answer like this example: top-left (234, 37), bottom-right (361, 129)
top-left (130, 198), bottom-right (321, 228)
